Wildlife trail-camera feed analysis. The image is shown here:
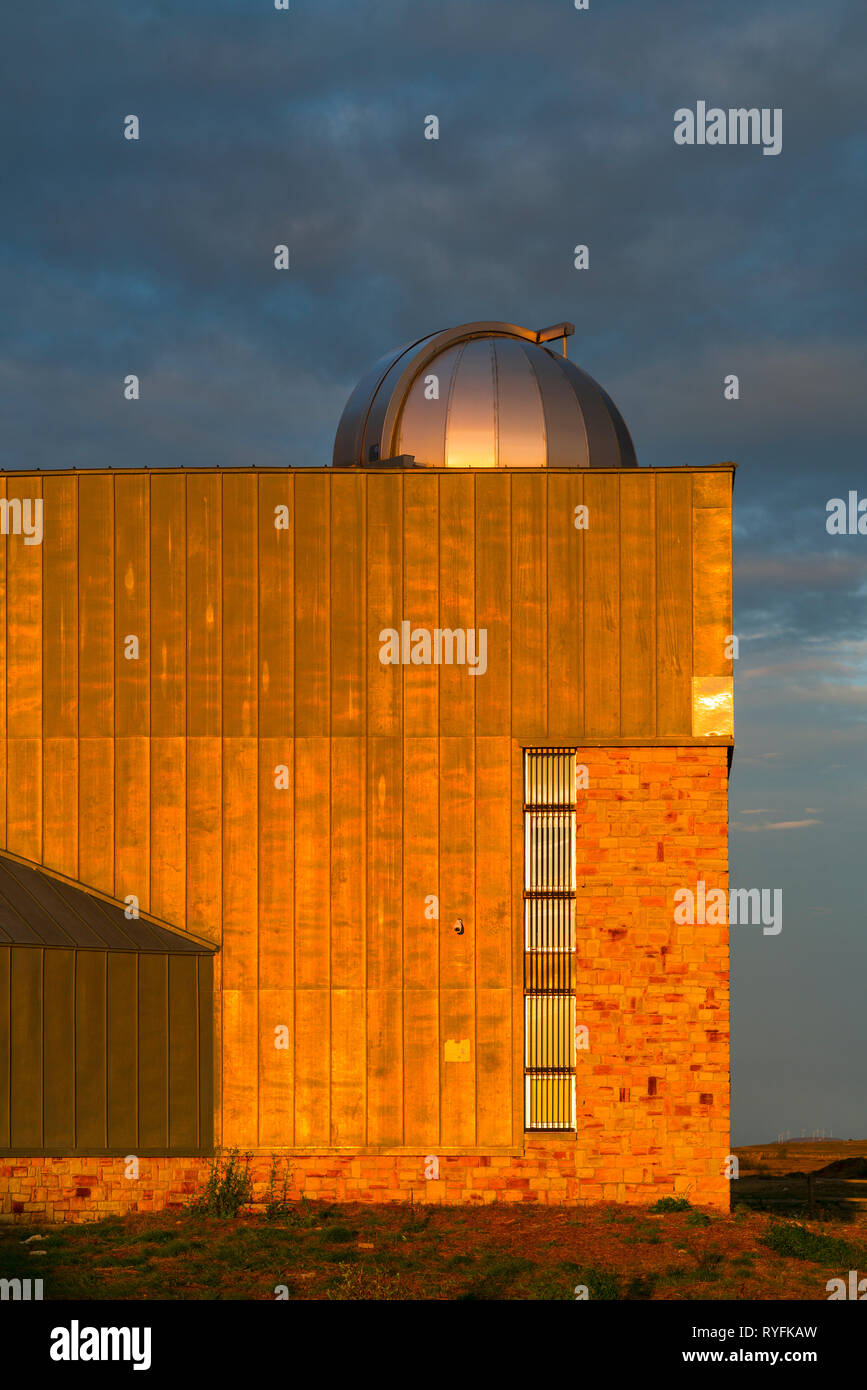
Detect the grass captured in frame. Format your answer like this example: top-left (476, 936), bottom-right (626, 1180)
top-left (761, 1222), bottom-right (866, 1266)
top-left (2, 1199), bottom-right (864, 1301)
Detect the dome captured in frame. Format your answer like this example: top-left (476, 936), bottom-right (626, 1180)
top-left (332, 320), bottom-right (637, 469)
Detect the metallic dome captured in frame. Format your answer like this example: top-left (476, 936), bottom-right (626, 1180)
top-left (332, 321), bottom-right (637, 469)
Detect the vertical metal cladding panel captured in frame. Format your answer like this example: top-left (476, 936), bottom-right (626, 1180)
top-left (401, 479), bottom-right (442, 1146)
top-left (439, 735), bottom-right (475, 1147)
top-left (582, 472), bottom-right (620, 738)
top-left (222, 473), bottom-right (259, 740)
top-left (511, 473), bottom-right (547, 742)
top-left (330, 474), bottom-right (364, 736)
top-left (114, 475), bottom-right (151, 917)
top-left (258, 474), bottom-right (295, 739)
top-left (6, 474), bottom-right (43, 865)
top-left (7, 477), bottom-right (43, 741)
top-left (138, 952), bottom-right (169, 1150)
top-left (293, 736), bottom-right (331, 1146)
top-left (150, 736), bottom-right (186, 930)
top-left (402, 475), bottom-right (440, 735)
top-left (329, 737), bottom-right (365, 1146)
top-left (44, 951), bottom-right (77, 1147)
top-left (692, 472), bottom-right (734, 735)
top-left (294, 473), bottom-right (331, 737)
top-left (42, 477), bottom-right (79, 881)
top-left (107, 952), bottom-right (138, 1149)
top-left (474, 472), bottom-right (510, 737)
top-left (185, 737), bottom-right (222, 948)
top-left (656, 473), bottom-right (693, 736)
top-left (0, 945), bottom-right (214, 1155)
top-left (10, 947), bottom-right (42, 1149)
top-left (619, 470), bottom-right (656, 737)
top-left (546, 471), bottom-right (583, 740)
top-left (366, 736), bottom-right (404, 1146)
top-left (197, 955), bottom-right (215, 1152)
top-left (149, 476), bottom-right (187, 930)
top-left (75, 950), bottom-right (107, 1151)
top-left (220, 474), bottom-right (259, 1149)
top-left (169, 953), bottom-right (201, 1150)
top-left (258, 737), bottom-right (295, 1147)
top-left (438, 472), bottom-right (475, 737)
top-left (475, 737), bottom-right (512, 1144)
top-left (366, 473), bottom-right (402, 737)
top-left (77, 471), bottom-right (113, 902)
top-left (185, 473), bottom-right (222, 738)
top-left (402, 737), bottom-right (439, 1146)
top-left (0, 946), bottom-right (9, 1147)
top-left (115, 736), bottom-right (150, 916)
top-left (150, 473), bottom-right (187, 739)
top-left (114, 473), bottom-right (150, 739)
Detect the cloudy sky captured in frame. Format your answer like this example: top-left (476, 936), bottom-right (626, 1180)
top-left (3, 0), bottom-right (866, 1144)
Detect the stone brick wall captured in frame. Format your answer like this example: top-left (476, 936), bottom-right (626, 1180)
top-left (0, 745), bottom-right (730, 1223)
top-left (568, 746), bottom-right (731, 1210)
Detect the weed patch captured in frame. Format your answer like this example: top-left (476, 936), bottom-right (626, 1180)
top-left (189, 1149), bottom-right (253, 1218)
top-left (761, 1223), bottom-right (863, 1266)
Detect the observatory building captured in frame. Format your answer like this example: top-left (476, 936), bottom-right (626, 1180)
top-left (0, 321), bottom-right (733, 1218)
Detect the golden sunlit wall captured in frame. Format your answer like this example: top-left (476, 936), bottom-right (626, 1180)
top-left (0, 465), bottom-right (732, 1155)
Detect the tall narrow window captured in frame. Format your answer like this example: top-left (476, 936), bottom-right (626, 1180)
top-left (523, 749), bottom-right (577, 1130)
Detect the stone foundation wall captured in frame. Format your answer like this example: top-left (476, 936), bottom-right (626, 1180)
top-left (1, 1135), bottom-right (730, 1225)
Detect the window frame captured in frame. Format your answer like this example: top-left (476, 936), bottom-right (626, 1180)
top-left (522, 748), bottom-right (578, 1133)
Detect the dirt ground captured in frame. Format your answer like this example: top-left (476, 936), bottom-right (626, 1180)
top-left (3, 1140), bottom-right (867, 1301)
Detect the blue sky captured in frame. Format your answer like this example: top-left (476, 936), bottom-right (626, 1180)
top-left (2, 0), bottom-right (866, 1143)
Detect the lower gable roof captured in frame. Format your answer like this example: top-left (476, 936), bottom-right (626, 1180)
top-left (0, 852), bottom-right (216, 954)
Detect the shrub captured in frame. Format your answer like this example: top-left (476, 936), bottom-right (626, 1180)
top-left (649, 1196), bottom-right (692, 1213)
top-left (190, 1148), bottom-right (253, 1218)
top-left (686, 1210), bottom-right (711, 1227)
top-left (264, 1156), bottom-right (294, 1221)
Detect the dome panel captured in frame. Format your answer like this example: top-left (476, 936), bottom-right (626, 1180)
top-left (394, 343), bottom-right (458, 467)
top-left (443, 340), bottom-right (497, 469)
top-left (493, 340), bottom-right (547, 468)
top-left (527, 342), bottom-right (590, 468)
